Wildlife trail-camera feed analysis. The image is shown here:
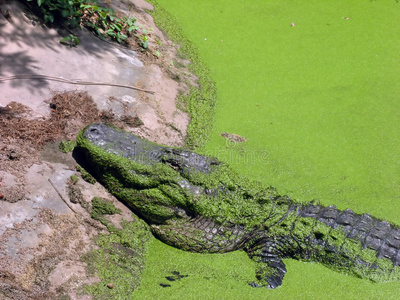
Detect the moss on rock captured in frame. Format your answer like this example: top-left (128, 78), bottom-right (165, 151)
top-left (76, 165), bottom-right (97, 184)
top-left (91, 197), bottom-right (121, 227)
top-left (59, 140), bottom-right (77, 153)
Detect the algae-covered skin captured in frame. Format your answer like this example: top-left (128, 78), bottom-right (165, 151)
top-left (75, 124), bottom-right (400, 288)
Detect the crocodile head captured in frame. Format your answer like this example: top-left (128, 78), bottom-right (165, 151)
top-left (76, 124), bottom-right (221, 223)
top-left (75, 124), bottom-right (281, 252)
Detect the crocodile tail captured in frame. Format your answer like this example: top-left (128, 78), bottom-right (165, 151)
top-left (296, 203), bottom-right (400, 281)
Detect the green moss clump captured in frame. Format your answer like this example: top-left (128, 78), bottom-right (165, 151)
top-left (92, 197), bottom-right (121, 215)
top-left (68, 182), bottom-right (84, 205)
top-left (84, 216), bottom-right (153, 299)
top-left (358, 248), bottom-right (379, 266)
top-left (69, 174), bottom-right (79, 185)
top-left (291, 217), bottom-right (315, 240)
top-left (59, 140), bottom-right (76, 153)
top-left (271, 211), bottom-right (297, 237)
top-left (76, 165), bottom-right (97, 184)
top-left (91, 197), bottom-right (121, 227)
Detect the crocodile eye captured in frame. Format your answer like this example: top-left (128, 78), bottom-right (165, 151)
top-left (169, 164), bottom-right (179, 171)
top-left (164, 160), bottom-right (180, 171)
top-left (314, 232), bottom-right (325, 240)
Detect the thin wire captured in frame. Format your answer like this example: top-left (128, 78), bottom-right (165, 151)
top-left (0, 74), bottom-right (155, 94)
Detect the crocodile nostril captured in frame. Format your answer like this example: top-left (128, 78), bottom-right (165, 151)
top-left (89, 128), bottom-right (99, 134)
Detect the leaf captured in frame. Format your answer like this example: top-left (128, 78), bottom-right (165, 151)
top-left (128, 25), bottom-right (139, 32)
top-left (60, 36), bottom-right (71, 44)
top-left (107, 29), bottom-right (116, 38)
top-left (61, 10), bottom-right (70, 18)
top-left (85, 21), bottom-right (98, 29)
top-left (99, 11), bottom-right (108, 18)
top-left (44, 13), bottom-right (54, 23)
top-left (60, 35), bottom-right (79, 47)
top-left (72, 35), bottom-right (80, 45)
top-left (96, 30), bottom-right (106, 39)
top-left (114, 23), bottom-right (123, 31)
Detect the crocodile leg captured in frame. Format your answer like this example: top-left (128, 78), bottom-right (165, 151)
top-left (253, 258), bottom-right (287, 288)
top-left (248, 239), bottom-right (287, 288)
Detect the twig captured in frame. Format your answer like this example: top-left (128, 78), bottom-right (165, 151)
top-left (48, 178), bottom-right (106, 230)
top-left (48, 178), bottom-right (79, 214)
top-left (0, 75), bottom-right (155, 94)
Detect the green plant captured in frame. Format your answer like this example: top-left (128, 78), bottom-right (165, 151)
top-left (90, 197), bottom-right (121, 227)
top-left (59, 140), bottom-right (77, 152)
top-left (27, 0), bottom-right (84, 27)
top-left (69, 174), bottom-right (79, 185)
top-left (139, 35), bottom-right (148, 50)
top-left (25, 0), bottom-right (151, 50)
top-left (59, 34), bottom-right (79, 46)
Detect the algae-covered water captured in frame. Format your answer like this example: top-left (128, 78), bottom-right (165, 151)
top-left (134, 0), bottom-right (400, 298)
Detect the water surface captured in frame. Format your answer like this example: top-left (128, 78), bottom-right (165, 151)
top-left (135, 1), bottom-right (400, 298)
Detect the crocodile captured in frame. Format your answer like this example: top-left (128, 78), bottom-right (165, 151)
top-left (75, 123), bottom-right (400, 288)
